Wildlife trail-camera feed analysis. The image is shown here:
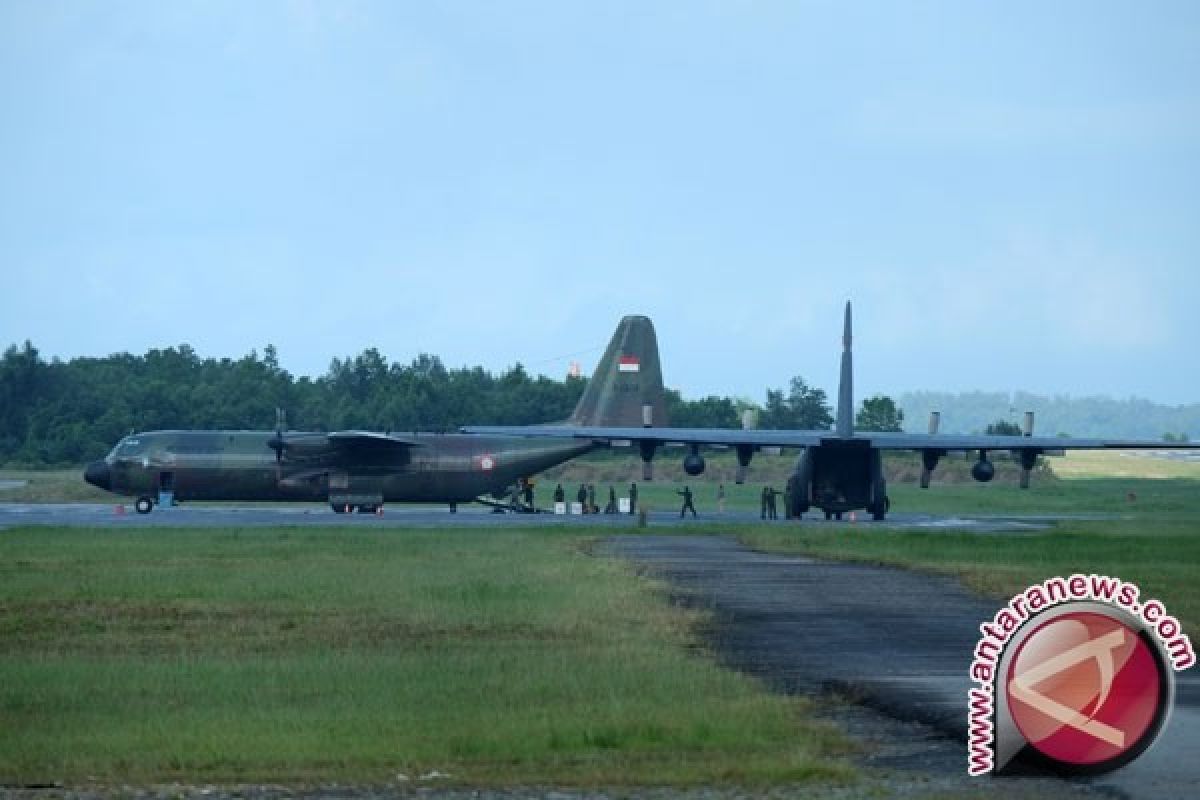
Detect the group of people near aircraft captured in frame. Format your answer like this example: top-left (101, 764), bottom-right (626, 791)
top-left (550, 482), bottom-right (639, 514)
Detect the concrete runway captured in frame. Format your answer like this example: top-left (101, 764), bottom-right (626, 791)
top-left (603, 535), bottom-right (1199, 800)
top-left (0, 501), bottom-right (1123, 532)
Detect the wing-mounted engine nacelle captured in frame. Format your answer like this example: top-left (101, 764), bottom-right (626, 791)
top-left (920, 449), bottom-right (944, 489)
top-left (1017, 449), bottom-right (1040, 489)
top-left (1016, 412), bottom-right (1037, 489)
top-left (639, 439), bottom-right (658, 481)
top-left (683, 444), bottom-right (706, 476)
top-left (972, 450), bottom-right (995, 483)
top-left (269, 433), bottom-right (335, 461)
top-left (735, 444), bottom-right (754, 484)
top-left (921, 412), bottom-right (943, 488)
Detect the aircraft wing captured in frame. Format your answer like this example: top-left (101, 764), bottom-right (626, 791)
top-left (461, 425), bottom-right (1198, 453)
top-left (852, 432), bottom-right (1199, 452)
top-left (461, 425), bottom-right (828, 447)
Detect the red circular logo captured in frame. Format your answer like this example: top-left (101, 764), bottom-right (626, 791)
top-left (1005, 611), bottom-right (1167, 768)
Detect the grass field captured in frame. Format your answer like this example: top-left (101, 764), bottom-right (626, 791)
top-left (1052, 449), bottom-right (1200, 479)
top-left (0, 469), bottom-right (112, 503)
top-left (0, 527), bottom-right (851, 787)
top-left (3, 453), bottom-right (1197, 787)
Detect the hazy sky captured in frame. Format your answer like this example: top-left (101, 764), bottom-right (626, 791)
top-left (3, 1), bottom-right (1198, 405)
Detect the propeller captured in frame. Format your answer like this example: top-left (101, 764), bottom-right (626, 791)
top-left (1018, 412), bottom-right (1036, 488)
top-left (921, 413), bottom-right (942, 488)
top-left (268, 408), bottom-right (287, 481)
top-left (1018, 449), bottom-right (1039, 489)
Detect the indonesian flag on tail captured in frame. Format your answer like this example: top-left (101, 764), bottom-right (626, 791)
top-left (618, 355), bottom-right (640, 373)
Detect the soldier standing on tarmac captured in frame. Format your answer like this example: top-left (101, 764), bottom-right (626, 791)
top-left (587, 483), bottom-right (597, 514)
top-left (522, 479), bottom-right (534, 509)
top-left (576, 483), bottom-right (588, 512)
top-left (761, 486), bottom-right (770, 519)
top-left (553, 483), bottom-right (565, 504)
top-left (604, 486), bottom-right (617, 514)
top-left (678, 485), bottom-right (697, 518)
top-left (767, 486), bottom-right (779, 520)
top-left (629, 482), bottom-right (638, 515)
top-left (717, 483), bottom-right (726, 514)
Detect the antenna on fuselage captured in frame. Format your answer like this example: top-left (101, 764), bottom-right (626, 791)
top-left (835, 301), bottom-right (854, 438)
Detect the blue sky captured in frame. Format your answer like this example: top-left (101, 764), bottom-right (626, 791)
top-left (2, 1), bottom-right (1198, 405)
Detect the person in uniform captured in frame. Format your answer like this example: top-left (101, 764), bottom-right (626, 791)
top-left (576, 483), bottom-right (588, 512)
top-left (553, 483), bottom-right (565, 504)
top-left (717, 483), bottom-right (726, 514)
top-left (761, 486), bottom-right (770, 519)
top-left (767, 486), bottom-right (779, 520)
top-left (678, 485), bottom-right (697, 518)
top-left (522, 479), bottom-right (534, 509)
top-left (604, 486), bottom-right (617, 514)
top-left (629, 482), bottom-right (638, 515)
top-left (587, 484), bottom-right (597, 514)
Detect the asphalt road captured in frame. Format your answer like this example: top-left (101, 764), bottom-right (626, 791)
top-left (602, 535), bottom-right (1200, 800)
top-left (0, 502), bottom-right (1118, 532)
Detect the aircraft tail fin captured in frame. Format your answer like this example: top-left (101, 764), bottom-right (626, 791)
top-left (835, 301), bottom-right (854, 438)
top-left (568, 315), bottom-right (669, 427)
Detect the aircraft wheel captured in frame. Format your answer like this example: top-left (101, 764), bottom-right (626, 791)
top-left (872, 507), bottom-right (886, 521)
top-left (835, 512), bottom-right (843, 521)
top-left (356, 505), bottom-right (376, 514)
top-left (330, 503), bottom-right (346, 513)
top-left (824, 510), bottom-right (832, 521)
top-left (135, 497), bottom-right (154, 515)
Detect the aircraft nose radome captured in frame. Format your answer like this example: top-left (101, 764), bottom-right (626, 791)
top-left (84, 461), bottom-right (111, 491)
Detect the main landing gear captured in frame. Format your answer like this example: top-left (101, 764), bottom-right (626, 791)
top-left (819, 497), bottom-right (889, 522)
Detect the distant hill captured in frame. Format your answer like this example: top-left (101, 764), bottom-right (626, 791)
top-left (899, 391), bottom-right (1200, 440)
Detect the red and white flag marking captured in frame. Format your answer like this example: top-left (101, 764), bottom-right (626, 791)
top-left (618, 355), bottom-right (640, 373)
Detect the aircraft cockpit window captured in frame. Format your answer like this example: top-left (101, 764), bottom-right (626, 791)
top-left (107, 437), bottom-right (143, 462)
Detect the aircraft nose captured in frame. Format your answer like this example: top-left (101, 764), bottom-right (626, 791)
top-left (84, 461), bottom-right (111, 491)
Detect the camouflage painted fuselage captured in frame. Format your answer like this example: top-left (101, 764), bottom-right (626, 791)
top-left (86, 430), bottom-right (594, 505)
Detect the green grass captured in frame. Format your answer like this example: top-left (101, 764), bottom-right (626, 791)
top-left (0, 469), bottom-right (112, 503)
top-left (1053, 449), bottom-right (1200, 479)
top-left (738, 515), bottom-right (1200, 634)
top-left (0, 527), bottom-right (851, 787)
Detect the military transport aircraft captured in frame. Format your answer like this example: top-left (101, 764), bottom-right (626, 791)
top-left (83, 316), bottom-right (668, 513)
top-left (465, 302), bottom-right (1200, 520)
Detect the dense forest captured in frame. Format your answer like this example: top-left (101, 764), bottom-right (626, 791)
top-left (0, 341), bottom-right (842, 466)
top-left (1, 340), bottom-right (1193, 466)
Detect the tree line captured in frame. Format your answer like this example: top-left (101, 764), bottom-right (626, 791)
top-left (899, 390), bottom-right (1199, 440)
top-left (1, 340), bottom-right (907, 466)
